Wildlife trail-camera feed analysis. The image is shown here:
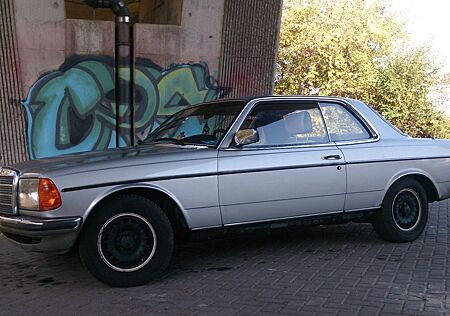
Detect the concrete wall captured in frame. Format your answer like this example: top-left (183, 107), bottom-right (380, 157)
top-left (15, 0), bottom-right (224, 92)
top-left (1, 0), bottom-right (282, 163)
top-left (134, 0), bottom-right (224, 73)
top-left (14, 0), bottom-right (67, 93)
top-left (0, 0), bottom-right (28, 165)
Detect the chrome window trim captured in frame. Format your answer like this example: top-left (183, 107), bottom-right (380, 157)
top-left (218, 96), bottom-right (381, 150)
top-left (220, 142), bottom-right (337, 151)
top-left (217, 98), bottom-right (260, 149)
top-left (340, 99), bottom-right (379, 138)
top-left (317, 104), bottom-right (333, 143)
top-left (333, 138), bottom-right (380, 146)
top-left (332, 99), bottom-right (380, 146)
top-left (318, 100), bottom-right (380, 145)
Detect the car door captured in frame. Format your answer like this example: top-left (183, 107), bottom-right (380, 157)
top-left (318, 101), bottom-right (381, 211)
top-left (217, 99), bottom-right (347, 225)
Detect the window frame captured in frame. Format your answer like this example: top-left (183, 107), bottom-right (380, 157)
top-left (229, 100), bottom-right (332, 150)
top-left (318, 101), bottom-right (375, 143)
top-left (219, 97), bottom-right (380, 151)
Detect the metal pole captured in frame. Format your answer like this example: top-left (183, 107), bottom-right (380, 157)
top-left (115, 15), bottom-right (134, 147)
top-left (84, 0), bottom-right (134, 147)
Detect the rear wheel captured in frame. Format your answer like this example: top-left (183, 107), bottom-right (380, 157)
top-left (79, 195), bottom-right (174, 287)
top-left (372, 178), bottom-right (428, 242)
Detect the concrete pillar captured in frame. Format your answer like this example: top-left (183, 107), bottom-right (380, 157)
top-left (0, 0), bottom-right (28, 165)
top-left (218, 0), bottom-right (283, 97)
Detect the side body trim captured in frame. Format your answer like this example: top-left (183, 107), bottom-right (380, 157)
top-left (61, 156), bottom-right (450, 192)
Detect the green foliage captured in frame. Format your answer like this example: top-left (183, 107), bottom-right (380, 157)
top-left (276, 0), bottom-right (450, 138)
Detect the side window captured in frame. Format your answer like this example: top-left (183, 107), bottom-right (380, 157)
top-left (320, 102), bottom-right (371, 142)
top-left (239, 102), bottom-right (329, 147)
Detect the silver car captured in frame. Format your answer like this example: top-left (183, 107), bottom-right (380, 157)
top-left (1, 96), bottom-right (450, 287)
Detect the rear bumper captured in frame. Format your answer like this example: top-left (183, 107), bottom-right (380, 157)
top-left (0, 214), bottom-right (82, 253)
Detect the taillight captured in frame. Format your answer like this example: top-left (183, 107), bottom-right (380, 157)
top-left (38, 178), bottom-right (62, 211)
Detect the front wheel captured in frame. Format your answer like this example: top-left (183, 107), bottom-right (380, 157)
top-left (372, 178), bottom-right (428, 242)
top-left (79, 195), bottom-right (174, 287)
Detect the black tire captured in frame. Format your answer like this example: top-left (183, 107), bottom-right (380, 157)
top-left (372, 178), bottom-right (428, 242)
top-left (78, 194), bottom-right (174, 287)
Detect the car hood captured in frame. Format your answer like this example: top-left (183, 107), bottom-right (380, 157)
top-left (8, 144), bottom-right (216, 177)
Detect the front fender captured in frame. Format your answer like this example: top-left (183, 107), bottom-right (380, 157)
top-left (82, 183), bottom-right (188, 228)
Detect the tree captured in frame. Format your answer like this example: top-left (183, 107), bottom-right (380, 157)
top-left (276, 0), bottom-right (449, 138)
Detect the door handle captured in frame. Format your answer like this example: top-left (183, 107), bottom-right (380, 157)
top-left (322, 155), bottom-right (342, 160)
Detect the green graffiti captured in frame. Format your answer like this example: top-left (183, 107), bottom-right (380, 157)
top-left (22, 55), bottom-right (225, 159)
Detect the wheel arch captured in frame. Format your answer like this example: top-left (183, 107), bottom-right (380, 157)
top-left (81, 184), bottom-right (191, 238)
top-left (382, 170), bottom-right (440, 204)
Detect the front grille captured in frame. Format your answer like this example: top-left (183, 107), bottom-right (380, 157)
top-left (0, 169), bottom-right (17, 215)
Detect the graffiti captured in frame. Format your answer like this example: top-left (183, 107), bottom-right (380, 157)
top-left (22, 55), bottom-right (225, 159)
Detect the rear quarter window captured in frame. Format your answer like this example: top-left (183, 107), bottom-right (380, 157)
top-left (320, 102), bottom-right (371, 142)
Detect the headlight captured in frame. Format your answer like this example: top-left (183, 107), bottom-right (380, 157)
top-left (19, 178), bottom-right (62, 211)
top-left (19, 179), bottom-right (39, 210)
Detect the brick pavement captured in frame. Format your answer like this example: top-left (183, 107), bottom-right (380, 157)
top-left (0, 200), bottom-right (449, 315)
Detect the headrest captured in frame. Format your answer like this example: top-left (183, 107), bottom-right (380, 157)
top-left (284, 111), bottom-right (313, 134)
top-left (253, 112), bottom-right (280, 128)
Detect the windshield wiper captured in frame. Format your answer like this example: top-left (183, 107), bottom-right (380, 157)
top-left (150, 137), bottom-right (186, 145)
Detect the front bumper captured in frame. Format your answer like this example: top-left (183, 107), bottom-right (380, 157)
top-left (0, 214), bottom-right (82, 253)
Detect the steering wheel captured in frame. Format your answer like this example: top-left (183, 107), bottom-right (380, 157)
top-left (213, 129), bottom-right (227, 138)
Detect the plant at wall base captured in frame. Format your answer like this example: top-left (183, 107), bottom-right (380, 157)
top-left (276, 0), bottom-right (450, 138)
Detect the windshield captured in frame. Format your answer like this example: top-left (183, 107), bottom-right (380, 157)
top-left (143, 101), bottom-right (247, 146)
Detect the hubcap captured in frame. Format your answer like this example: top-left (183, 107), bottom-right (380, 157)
top-left (392, 189), bottom-right (422, 232)
top-left (97, 213), bottom-right (157, 272)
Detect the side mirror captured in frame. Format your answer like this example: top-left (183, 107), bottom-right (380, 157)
top-left (234, 129), bottom-right (259, 146)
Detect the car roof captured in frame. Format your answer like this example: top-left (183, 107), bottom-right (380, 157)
top-left (199, 95), bottom-right (349, 105)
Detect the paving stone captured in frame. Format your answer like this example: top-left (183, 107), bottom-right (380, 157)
top-left (0, 200), bottom-right (450, 315)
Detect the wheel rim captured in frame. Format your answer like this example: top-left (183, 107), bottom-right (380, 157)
top-left (392, 188), bottom-right (422, 232)
top-left (97, 213), bottom-right (157, 272)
